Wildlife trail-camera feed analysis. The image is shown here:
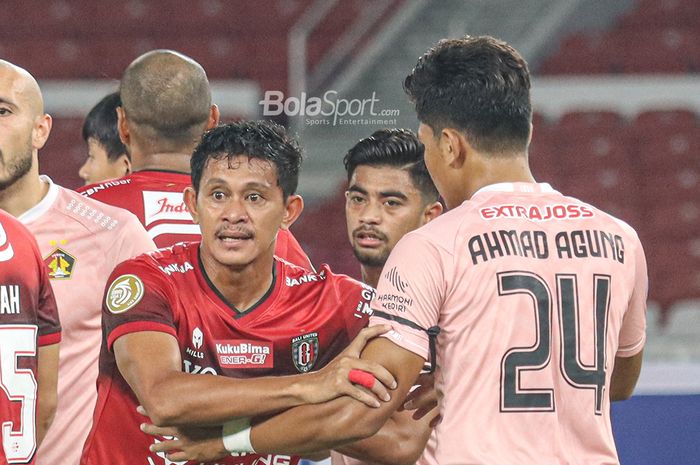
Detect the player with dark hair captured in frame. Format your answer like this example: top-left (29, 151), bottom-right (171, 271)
top-left (0, 210), bottom-right (61, 465)
top-left (78, 92), bottom-right (131, 185)
top-left (0, 59), bottom-right (155, 465)
top-left (344, 128), bottom-right (441, 287)
top-left (79, 120), bottom-right (412, 465)
top-left (214, 36), bottom-right (647, 465)
top-left (77, 50), bottom-right (311, 270)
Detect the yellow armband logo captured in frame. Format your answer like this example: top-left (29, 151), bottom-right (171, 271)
top-left (106, 274), bottom-right (145, 314)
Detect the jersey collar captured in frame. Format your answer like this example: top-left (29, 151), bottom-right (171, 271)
top-left (18, 175), bottom-right (60, 225)
top-left (472, 182), bottom-right (558, 197)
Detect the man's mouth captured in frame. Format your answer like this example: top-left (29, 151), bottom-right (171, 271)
top-left (216, 229), bottom-right (254, 244)
top-left (354, 229), bottom-right (386, 248)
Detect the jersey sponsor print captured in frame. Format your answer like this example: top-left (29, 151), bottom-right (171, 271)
top-left (80, 241), bottom-right (374, 465)
top-left (370, 182), bottom-right (647, 465)
top-left (0, 210), bottom-right (61, 465)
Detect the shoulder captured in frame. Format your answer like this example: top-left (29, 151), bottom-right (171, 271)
top-left (281, 260), bottom-right (373, 296)
top-left (57, 186), bottom-right (145, 235)
top-left (77, 176), bottom-right (135, 198)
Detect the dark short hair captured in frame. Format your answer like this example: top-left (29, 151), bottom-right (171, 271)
top-left (343, 128), bottom-right (439, 202)
top-left (191, 121), bottom-right (302, 198)
top-left (120, 50), bottom-right (211, 151)
top-left (404, 35), bottom-right (532, 153)
top-left (82, 92), bottom-right (128, 161)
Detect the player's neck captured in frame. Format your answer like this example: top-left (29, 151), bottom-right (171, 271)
top-left (200, 250), bottom-right (276, 312)
top-left (131, 152), bottom-right (192, 174)
top-left (448, 153), bottom-right (535, 207)
top-left (0, 168), bottom-right (49, 218)
top-left (361, 265), bottom-right (382, 289)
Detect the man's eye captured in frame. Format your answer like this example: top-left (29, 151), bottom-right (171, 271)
top-left (350, 195), bottom-right (365, 204)
top-left (212, 191), bottom-right (226, 200)
top-left (0, 108), bottom-right (11, 116)
top-left (385, 200), bottom-right (402, 207)
top-left (247, 193), bottom-right (262, 202)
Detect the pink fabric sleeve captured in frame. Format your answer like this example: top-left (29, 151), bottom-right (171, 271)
top-left (617, 235), bottom-right (647, 357)
top-left (369, 232), bottom-right (445, 361)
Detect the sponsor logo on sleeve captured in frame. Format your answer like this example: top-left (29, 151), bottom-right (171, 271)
top-left (215, 340), bottom-right (273, 369)
top-left (291, 332), bottom-right (319, 373)
top-left (384, 267), bottom-right (408, 293)
top-left (106, 274), bottom-right (144, 314)
top-left (44, 247), bottom-right (76, 280)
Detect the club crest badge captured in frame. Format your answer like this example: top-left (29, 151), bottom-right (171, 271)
top-left (106, 274), bottom-right (144, 314)
top-left (291, 332), bottom-right (319, 373)
top-left (44, 248), bottom-right (76, 280)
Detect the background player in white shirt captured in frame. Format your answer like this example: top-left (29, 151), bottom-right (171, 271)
top-left (225, 36), bottom-right (647, 465)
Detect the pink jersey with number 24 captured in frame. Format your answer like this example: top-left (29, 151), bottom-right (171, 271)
top-left (370, 182), bottom-right (647, 465)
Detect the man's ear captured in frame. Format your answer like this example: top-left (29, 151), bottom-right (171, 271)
top-left (280, 194), bottom-right (304, 230)
top-left (440, 128), bottom-right (470, 169)
top-left (422, 200), bottom-right (443, 224)
top-left (32, 114), bottom-right (52, 150)
top-left (183, 187), bottom-right (199, 224)
top-left (117, 107), bottom-right (130, 146)
top-left (119, 154), bottom-right (132, 176)
top-left (206, 104), bottom-right (220, 130)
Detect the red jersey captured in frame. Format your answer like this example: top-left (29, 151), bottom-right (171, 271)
top-left (80, 241), bottom-right (373, 465)
top-left (77, 170), bottom-right (312, 269)
top-left (0, 210), bottom-right (61, 465)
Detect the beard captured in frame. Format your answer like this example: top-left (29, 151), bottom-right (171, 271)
top-left (0, 143), bottom-right (33, 191)
top-left (352, 245), bottom-right (390, 268)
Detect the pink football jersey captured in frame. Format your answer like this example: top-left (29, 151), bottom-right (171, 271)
top-left (370, 182), bottom-right (647, 465)
top-left (0, 210), bottom-right (61, 465)
top-left (19, 177), bottom-right (155, 465)
top-left (80, 241), bottom-right (373, 465)
top-left (78, 170), bottom-right (313, 269)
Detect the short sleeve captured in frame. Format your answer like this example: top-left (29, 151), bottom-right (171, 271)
top-left (102, 257), bottom-right (176, 350)
top-left (617, 237), bottom-right (647, 357)
top-left (369, 232), bottom-right (445, 361)
top-left (34, 242), bottom-right (61, 346)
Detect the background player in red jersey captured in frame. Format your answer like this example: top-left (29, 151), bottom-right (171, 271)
top-left (77, 50), bottom-right (311, 269)
top-left (0, 210), bottom-right (61, 464)
top-left (78, 92), bottom-right (131, 185)
top-left (80, 121), bottom-right (421, 465)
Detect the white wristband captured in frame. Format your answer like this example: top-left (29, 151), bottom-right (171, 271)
top-left (222, 417), bottom-right (255, 454)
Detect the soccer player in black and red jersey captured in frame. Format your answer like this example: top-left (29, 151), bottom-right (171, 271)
top-left (79, 121), bottom-right (424, 465)
top-left (0, 210), bottom-right (61, 464)
top-left (77, 50), bottom-right (311, 268)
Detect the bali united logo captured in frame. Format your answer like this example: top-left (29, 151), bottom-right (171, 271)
top-left (291, 332), bottom-right (319, 373)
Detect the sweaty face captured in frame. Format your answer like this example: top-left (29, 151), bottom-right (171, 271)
top-left (0, 69), bottom-right (37, 190)
top-left (346, 165), bottom-right (428, 268)
top-left (191, 155), bottom-right (287, 270)
top-left (79, 138), bottom-right (128, 185)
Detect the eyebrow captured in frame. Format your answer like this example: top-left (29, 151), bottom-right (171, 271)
top-left (0, 97), bottom-right (17, 108)
top-left (348, 184), bottom-right (409, 200)
top-left (204, 178), bottom-right (273, 190)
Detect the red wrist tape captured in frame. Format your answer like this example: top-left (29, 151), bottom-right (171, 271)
top-left (348, 369), bottom-right (375, 389)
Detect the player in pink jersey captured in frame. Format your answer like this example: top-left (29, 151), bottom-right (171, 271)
top-left (0, 60), bottom-right (156, 465)
top-left (80, 121), bottom-right (427, 465)
top-left (77, 50), bottom-right (311, 270)
top-left (222, 36), bottom-right (647, 465)
top-left (335, 129), bottom-right (443, 465)
top-left (0, 210), bottom-right (61, 465)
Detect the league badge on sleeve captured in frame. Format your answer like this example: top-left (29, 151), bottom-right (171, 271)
top-left (291, 332), bottom-right (319, 373)
top-left (106, 274), bottom-right (145, 314)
